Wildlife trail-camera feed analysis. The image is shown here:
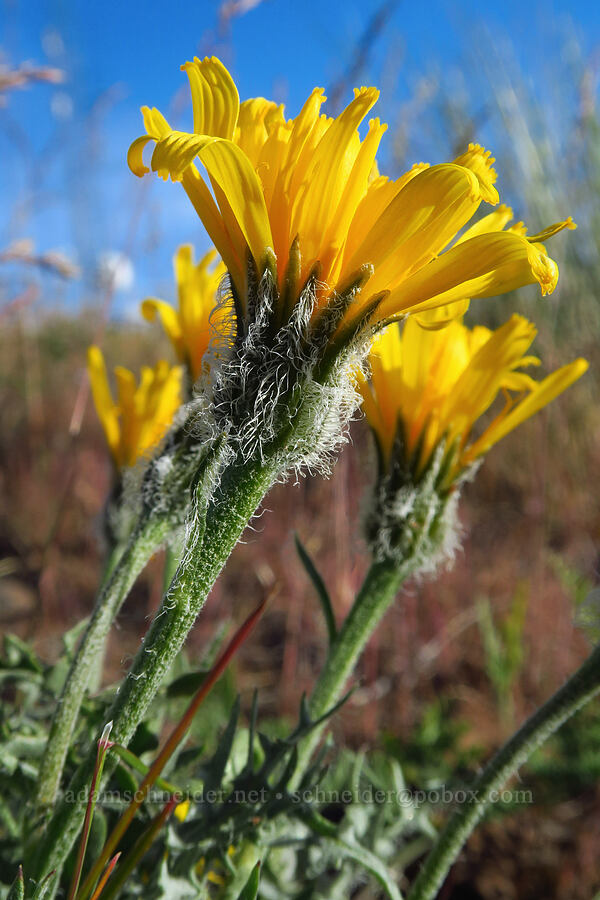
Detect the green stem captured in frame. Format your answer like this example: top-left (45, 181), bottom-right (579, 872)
top-left (162, 538), bottom-right (182, 596)
top-left (407, 641), bottom-right (600, 900)
top-left (34, 513), bottom-right (168, 813)
top-left (31, 454), bottom-right (279, 884)
top-left (77, 596), bottom-right (266, 900)
top-left (297, 558), bottom-right (415, 778)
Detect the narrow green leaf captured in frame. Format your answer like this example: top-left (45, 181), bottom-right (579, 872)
top-left (128, 721), bottom-right (159, 757)
top-left (111, 744), bottom-right (183, 795)
top-left (271, 746), bottom-right (298, 796)
top-left (299, 688), bottom-right (354, 737)
top-left (32, 870), bottom-right (57, 900)
top-left (294, 534), bottom-right (337, 646)
top-left (0, 668), bottom-right (44, 684)
top-left (66, 721), bottom-right (114, 900)
top-left (2, 634), bottom-right (42, 672)
top-left (7, 866), bottom-right (24, 900)
top-left (247, 690), bottom-right (259, 772)
top-left (166, 669), bottom-right (210, 698)
top-left (0, 795), bottom-right (19, 838)
top-left (96, 799), bottom-right (177, 900)
top-left (300, 811), bottom-right (403, 900)
top-left (235, 861), bottom-right (261, 900)
top-left (201, 697), bottom-right (241, 794)
top-left (62, 618), bottom-right (91, 659)
top-left (326, 836), bottom-right (404, 900)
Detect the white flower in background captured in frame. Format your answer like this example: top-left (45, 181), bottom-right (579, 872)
top-left (97, 251), bottom-right (135, 292)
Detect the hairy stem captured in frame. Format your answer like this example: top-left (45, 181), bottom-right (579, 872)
top-left (296, 558), bottom-right (415, 777)
top-left (34, 513), bottom-right (168, 813)
top-left (30, 453), bottom-right (279, 884)
top-left (407, 641), bottom-right (600, 900)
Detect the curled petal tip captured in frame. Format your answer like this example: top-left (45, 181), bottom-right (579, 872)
top-left (535, 252), bottom-right (559, 295)
top-left (127, 135), bottom-right (154, 177)
top-left (454, 142), bottom-right (499, 205)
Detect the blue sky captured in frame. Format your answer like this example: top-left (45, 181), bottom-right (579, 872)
top-left (1, 0), bottom-right (598, 316)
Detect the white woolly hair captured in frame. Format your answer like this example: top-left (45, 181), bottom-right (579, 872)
top-left (111, 264), bottom-right (377, 544)
top-left (366, 439), bottom-right (481, 578)
top-left (185, 266), bottom-right (374, 480)
top-left (113, 395), bottom-right (233, 548)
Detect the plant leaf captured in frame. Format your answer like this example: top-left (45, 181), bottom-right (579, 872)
top-left (32, 870), bottom-right (57, 900)
top-left (294, 534), bottom-right (337, 646)
top-left (235, 861), bottom-right (261, 900)
top-left (166, 669), bottom-right (210, 698)
top-left (200, 696), bottom-right (241, 794)
top-left (301, 809), bottom-right (404, 900)
top-left (7, 866), bottom-right (24, 900)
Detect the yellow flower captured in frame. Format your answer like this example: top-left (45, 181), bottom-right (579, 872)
top-left (173, 798), bottom-right (190, 822)
top-left (128, 56), bottom-right (572, 341)
top-left (141, 244), bottom-right (229, 381)
top-left (359, 315), bottom-right (588, 483)
top-left (87, 346), bottom-right (183, 468)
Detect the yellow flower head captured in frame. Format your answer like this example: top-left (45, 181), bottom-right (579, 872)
top-left (359, 315), bottom-right (588, 484)
top-left (128, 56), bottom-right (573, 343)
top-left (87, 346), bottom-right (183, 468)
top-left (141, 244), bottom-right (229, 381)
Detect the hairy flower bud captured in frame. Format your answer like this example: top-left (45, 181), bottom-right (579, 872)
top-left (360, 316), bottom-right (587, 573)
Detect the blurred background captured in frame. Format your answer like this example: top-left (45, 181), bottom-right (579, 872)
top-left (1, 1), bottom-right (600, 896)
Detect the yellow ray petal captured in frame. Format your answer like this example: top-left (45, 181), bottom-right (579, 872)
top-left (508, 220), bottom-right (528, 237)
top-left (501, 371), bottom-right (539, 391)
top-left (181, 56), bottom-right (239, 139)
top-left (142, 106), bottom-right (171, 138)
top-left (344, 163), bottom-right (482, 294)
top-left (127, 135), bottom-right (155, 177)
top-left (454, 204), bottom-right (515, 245)
top-left (127, 106), bottom-right (173, 174)
top-left (284, 88), bottom-right (329, 202)
top-left (175, 244), bottom-right (228, 379)
top-left (464, 358), bottom-right (589, 463)
top-left (453, 143), bottom-right (499, 205)
top-left (341, 165), bottom-right (429, 273)
top-left (526, 217), bottom-right (576, 243)
top-left (235, 97), bottom-right (284, 167)
top-left (378, 230), bottom-right (559, 321)
top-left (87, 346), bottom-right (120, 463)
top-left (141, 298), bottom-right (185, 360)
top-left (441, 315), bottom-right (538, 434)
top-left (266, 89), bottom-right (328, 274)
top-left (181, 166), bottom-right (244, 299)
top-left (412, 299), bottom-right (470, 330)
top-left (291, 87), bottom-right (379, 276)
top-left (196, 140), bottom-right (275, 275)
top-left (151, 132), bottom-right (273, 275)
top-left (136, 362), bottom-right (183, 459)
top-left (114, 366), bottom-right (139, 466)
top-left (174, 243), bottom-right (194, 287)
top-left (321, 117), bottom-right (388, 285)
